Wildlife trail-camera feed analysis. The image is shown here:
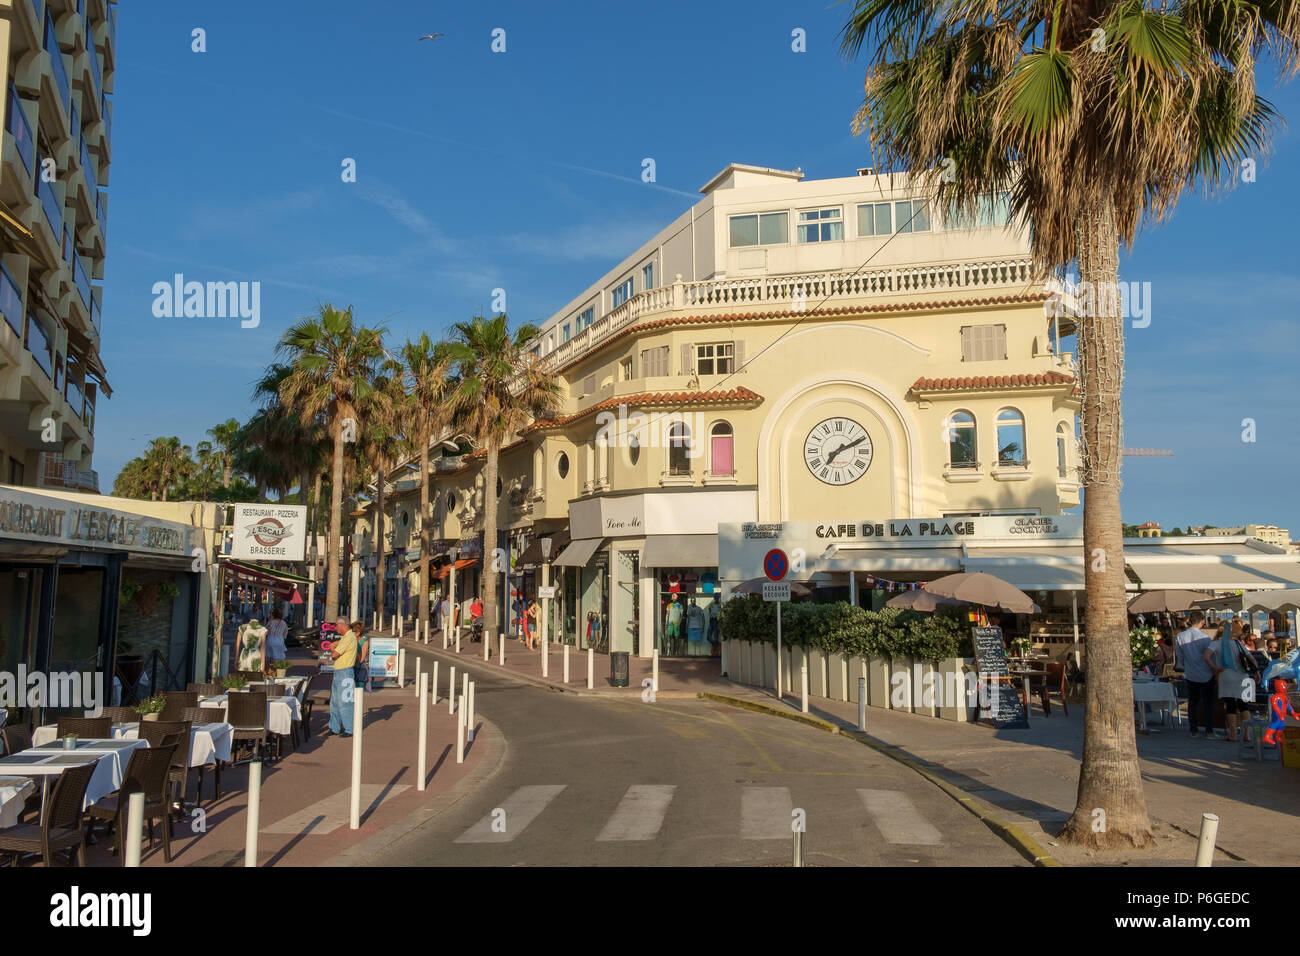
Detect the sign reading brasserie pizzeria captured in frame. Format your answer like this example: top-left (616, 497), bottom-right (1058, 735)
top-left (0, 487), bottom-right (192, 556)
top-left (231, 504), bottom-right (307, 562)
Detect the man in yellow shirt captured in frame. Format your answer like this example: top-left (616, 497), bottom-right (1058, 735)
top-left (327, 616), bottom-right (357, 738)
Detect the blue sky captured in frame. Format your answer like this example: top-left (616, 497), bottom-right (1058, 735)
top-left (99, 1), bottom-right (1300, 534)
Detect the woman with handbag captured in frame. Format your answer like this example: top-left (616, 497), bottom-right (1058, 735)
top-left (1211, 627), bottom-right (1253, 742)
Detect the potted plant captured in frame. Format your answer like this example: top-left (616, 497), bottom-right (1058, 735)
top-left (135, 693), bottom-right (166, 721)
top-left (222, 673), bottom-right (248, 691)
top-left (269, 660), bottom-right (291, 679)
top-left (1010, 636), bottom-right (1034, 659)
top-left (1129, 625), bottom-right (1157, 671)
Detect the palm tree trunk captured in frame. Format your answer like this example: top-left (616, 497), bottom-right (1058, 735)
top-left (375, 477), bottom-right (386, 625)
top-left (312, 473), bottom-right (322, 540)
top-left (1059, 201), bottom-right (1154, 849)
top-left (222, 460), bottom-right (231, 489)
top-left (482, 446), bottom-right (500, 649)
top-left (418, 436), bottom-right (432, 634)
top-left (326, 423), bottom-right (346, 625)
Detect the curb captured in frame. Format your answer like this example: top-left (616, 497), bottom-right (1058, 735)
top-left (698, 691), bottom-right (1062, 868)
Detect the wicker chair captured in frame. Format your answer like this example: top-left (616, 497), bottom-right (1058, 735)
top-left (159, 691), bottom-right (199, 722)
top-left (187, 682), bottom-right (223, 697)
top-left (238, 670), bottom-right (264, 684)
top-left (227, 691), bottom-right (268, 764)
top-left (140, 721), bottom-right (192, 814)
top-left (2, 724), bottom-right (32, 756)
top-left (100, 706), bottom-right (137, 725)
top-left (86, 740), bottom-right (179, 863)
top-left (0, 761), bottom-right (96, 866)
top-left (177, 707), bottom-right (223, 804)
top-left (56, 717), bottom-right (111, 738)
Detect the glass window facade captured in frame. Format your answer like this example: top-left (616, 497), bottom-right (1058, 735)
top-left (656, 568), bottom-right (721, 657)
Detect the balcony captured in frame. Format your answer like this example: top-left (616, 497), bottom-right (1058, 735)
top-left (25, 312), bottom-right (52, 378)
top-left (0, 264), bottom-right (23, 338)
top-left (39, 452), bottom-right (98, 492)
top-left (95, 189), bottom-right (106, 232)
top-left (65, 374), bottom-right (84, 421)
top-left (107, 4), bottom-right (115, 52)
top-left (85, 29), bottom-right (102, 102)
top-left (540, 256), bottom-right (1039, 372)
top-left (72, 251), bottom-right (89, 308)
top-left (89, 293), bottom-right (99, 334)
top-left (35, 156), bottom-right (60, 235)
top-left (101, 92), bottom-right (110, 141)
top-left (43, 12), bottom-right (69, 115)
top-left (6, 87), bottom-right (34, 177)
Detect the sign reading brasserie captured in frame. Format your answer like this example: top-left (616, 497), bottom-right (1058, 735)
top-left (0, 488), bottom-right (191, 556)
top-left (231, 504), bottom-right (307, 562)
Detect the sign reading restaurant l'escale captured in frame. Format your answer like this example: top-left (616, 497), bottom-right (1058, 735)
top-left (0, 487), bottom-right (195, 556)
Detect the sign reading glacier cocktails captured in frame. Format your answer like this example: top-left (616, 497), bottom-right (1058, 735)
top-left (231, 504), bottom-right (307, 561)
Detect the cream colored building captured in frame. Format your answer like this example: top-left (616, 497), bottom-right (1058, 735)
top-left (358, 163), bottom-right (1084, 657)
top-left (0, 0), bottom-right (113, 493)
top-left (1203, 524), bottom-right (1293, 551)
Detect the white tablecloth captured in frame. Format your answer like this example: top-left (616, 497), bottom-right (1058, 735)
top-left (0, 776), bottom-right (36, 828)
top-left (199, 694), bottom-right (300, 736)
top-left (1133, 680), bottom-right (1181, 726)
top-left (33, 722), bottom-right (233, 767)
top-left (0, 739), bottom-right (148, 811)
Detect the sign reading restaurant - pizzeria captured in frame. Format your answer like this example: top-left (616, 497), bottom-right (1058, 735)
top-left (231, 504), bottom-right (307, 562)
top-left (0, 487), bottom-right (194, 557)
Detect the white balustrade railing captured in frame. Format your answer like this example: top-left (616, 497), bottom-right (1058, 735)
top-left (540, 257), bottom-right (1041, 370)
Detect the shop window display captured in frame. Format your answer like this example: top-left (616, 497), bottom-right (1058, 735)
top-left (657, 568), bottom-right (721, 657)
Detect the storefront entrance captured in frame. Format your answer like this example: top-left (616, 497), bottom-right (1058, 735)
top-left (656, 567), bottom-right (721, 657)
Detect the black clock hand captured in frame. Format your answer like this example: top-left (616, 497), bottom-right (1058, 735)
top-left (827, 435), bottom-right (866, 463)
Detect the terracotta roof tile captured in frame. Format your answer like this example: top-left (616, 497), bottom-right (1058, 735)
top-left (909, 371), bottom-right (1075, 392)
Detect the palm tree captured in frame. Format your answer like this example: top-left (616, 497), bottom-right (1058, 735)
top-left (359, 361), bottom-right (409, 627)
top-left (111, 457), bottom-right (152, 499)
top-left (277, 305), bottom-right (386, 625)
top-left (838, 0), bottom-right (1294, 847)
top-left (447, 315), bottom-right (559, 649)
top-left (399, 334), bottom-right (454, 636)
top-left (141, 437), bottom-right (195, 501)
top-left (207, 419), bottom-right (241, 490)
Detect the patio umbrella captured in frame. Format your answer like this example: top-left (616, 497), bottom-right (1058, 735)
top-left (885, 590), bottom-right (968, 612)
top-left (924, 572), bottom-right (1040, 614)
top-left (731, 577), bottom-right (814, 597)
top-left (1127, 589), bottom-right (1212, 614)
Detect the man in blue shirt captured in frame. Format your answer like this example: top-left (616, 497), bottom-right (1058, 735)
top-left (1175, 611), bottom-right (1217, 738)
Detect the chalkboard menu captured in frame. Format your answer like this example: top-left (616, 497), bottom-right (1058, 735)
top-left (971, 626), bottom-right (1029, 729)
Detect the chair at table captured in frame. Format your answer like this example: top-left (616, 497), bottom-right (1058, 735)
top-left (56, 716), bottom-right (111, 738)
top-left (175, 708), bottom-right (222, 803)
top-left (159, 691), bottom-right (199, 721)
top-left (1041, 661), bottom-right (1068, 717)
top-left (303, 675), bottom-right (328, 740)
top-left (100, 706), bottom-right (137, 725)
top-left (238, 670), bottom-right (264, 684)
top-left (227, 691), bottom-right (268, 764)
top-left (187, 682), bottom-right (223, 697)
top-left (140, 720), bottom-right (193, 814)
top-left (0, 761), bottom-right (96, 866)
top-left (86, 740), bottom-right (179, 863)
top-left (2, 724), bottom-right (32, 755)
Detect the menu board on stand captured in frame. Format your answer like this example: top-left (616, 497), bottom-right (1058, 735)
top-left (972, 625), bottom-right (1029, 729)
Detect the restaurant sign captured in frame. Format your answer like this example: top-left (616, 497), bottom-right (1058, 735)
top-left (231, 504), bottom-right (307, 561)
top-left (0, 487), bottom-right (193, 557)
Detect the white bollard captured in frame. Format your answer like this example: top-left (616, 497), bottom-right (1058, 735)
top-left (442, 627), bottom-right (448, 650)
top-left (448, 666), bottom-right (456, 714)
top-left (244, 762), bottom-right (262, 866)
top-left (801, 665), bottom-right (809, 714)
top-left (456, 694), bottom-right (465, 763)
top-left (397, 648), bottom-right (405, 690)
top-left (564, 644), bottom-right (570, 684)
top-left (484, 629), bottom-right (490, 661)
top-left (414, 657), bottom-right (421, 698)
top-left (500, 634), bottom-right (506, 665)
top-left (542, 637), bottom-right (549, 678)
top-left (431, 660), bottom-right (439, 705)
top-left (124, 791), bottom-right (145, 867)
top-left (587, 647), bottom-right (594, 689)
top-left (398, 614), bottom-right (403, 638)
top-left (462, 672), bottom-right (468, 713)
top-left (417, 673), bottom-right (429, 791)
top-left (349, 688), bottom-right (363, 830)
top-left (456, 629), bottom-right (461, 654)
top-left (1195, 813), bottom-right (1220, 867)
top-left (468, 680), bottom-right (476, 743)
top-left (653, 648), bottom-right (659, 693)
top-left (372, 611), bottom-right (377, 630)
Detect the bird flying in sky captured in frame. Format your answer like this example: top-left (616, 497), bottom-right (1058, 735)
top-left (418, 33), bottom-right (444, 41)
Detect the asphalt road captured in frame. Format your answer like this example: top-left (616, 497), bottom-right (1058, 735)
top-left (381, 648), bottom-right (1026, 866)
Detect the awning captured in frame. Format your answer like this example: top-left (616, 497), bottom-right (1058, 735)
top-left (553, 537), bottom-right (604, 567)
top-left (640, 534), bottom-right (719, 568)
top-left (1124, 556), bottom-right (1300, 591)
top-left (518, 529), bottom-right (570, 567)
top-left (820, 546), bottom-right (963, 574)
top-left (963, 545), bottom-right (1085, 591)
top-left (433, 557), bottom-right (477, 580)
top-left (221, 558), bottom-right (310, 597)
top-left (1240, 589), bottom-right (1300, 612)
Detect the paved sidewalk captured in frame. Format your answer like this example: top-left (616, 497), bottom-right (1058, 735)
top-left (77, 657), bottom-right (502, 867)
top-left (702, 679), bottom-right (1298, 867)
top-left (392, 627), bottom-right (726, 699)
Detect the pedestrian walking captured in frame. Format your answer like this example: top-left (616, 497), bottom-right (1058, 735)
top-left (265, 607), bottom-right (288, 669)
top-left (326, 616), bottom-right (357, 738)
top-left (525, 598), bottom-right (539, 651)
top-left (351, 620), bottom-right (372, 693)
top-left (1175, 610), bottom-right (1217, 739)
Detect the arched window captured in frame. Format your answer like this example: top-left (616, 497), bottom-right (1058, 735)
top-left (996, 408), bottom-right (1026, 465)
top-left (1056, 422), bottom-right (1070, 478)
top-left (446, 491), bottom-right (456, 514)
top-left (710, 422), bottom-right (734, 476)
top-left (945, 411), bottom-right (977, 468)
top-left (627, 432), bottom-right (641, 467)
top-left (668, 421), bottom-right (693, 476)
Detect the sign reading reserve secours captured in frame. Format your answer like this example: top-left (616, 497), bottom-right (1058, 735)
top-left (231, 504), bottom-right (307, 562)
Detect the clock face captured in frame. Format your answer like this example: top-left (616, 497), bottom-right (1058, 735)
top-left (804, 417), bottom-right (873, 485)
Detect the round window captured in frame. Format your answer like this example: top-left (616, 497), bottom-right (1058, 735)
top-left (557, 452), bottom-right (570, 479)
top-left (446, 491), bottom-right (456, 513)
top-left (401, 511), bottom-right (410, 526)
top-left (628, 434), bottom-right (641, 467)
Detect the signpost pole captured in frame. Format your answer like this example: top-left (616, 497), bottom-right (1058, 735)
top-left (776, 600), bottom-right (783, 701)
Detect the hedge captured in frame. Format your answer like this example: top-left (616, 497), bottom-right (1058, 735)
top-left (717, 597), bottom-right (973, 664)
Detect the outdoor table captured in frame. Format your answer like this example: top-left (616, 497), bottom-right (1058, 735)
top-left (0, 739), bottom-right (147, 819)
top-left (0, 776), bottom-right (36, 828)
top-left (199, 693), bottom-right (299, 736)
top-left (1132, 679), bottom-right (1180, 732)
top-left (1009, 668), bottom-right (1050, 714)
top-left (34, 721), bottom-right (234, 767)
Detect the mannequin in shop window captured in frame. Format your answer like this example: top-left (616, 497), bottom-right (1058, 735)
top-left (686, 597), bottom-right (706, 653)
top-left (666, 595), bottom-right (684, 651)
top-left (586, 610), bottom-right (601, 651)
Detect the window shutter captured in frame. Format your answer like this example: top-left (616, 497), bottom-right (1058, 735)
top-left (960, 327), bottom-right (973, 362)
top-left (733, 340), bottom-right (745, 372)
top-left (584, 374), bottom-right (596, 395)
top-left (681, 344), bottom-right (694, 376)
